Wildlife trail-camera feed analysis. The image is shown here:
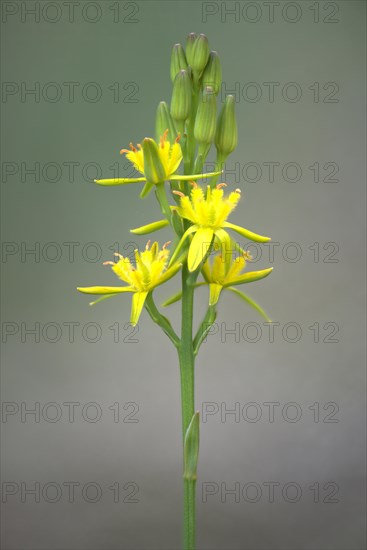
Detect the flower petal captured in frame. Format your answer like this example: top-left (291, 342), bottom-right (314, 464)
top-left (94, 177), bottom-right (146, 186)
top-left (188, 228), bottom-right (214, 272)
top-left (226, 267), bottom-right (273, 287)
top-left (130, 219), bottom-right (169, 235)
top-left (168, 225), bottom-right (197, 267)
top-left (209, 283), bottom-right (223, 305)
top-left (154, 262), bottom-right (182, 288)
top-left (223, 222), bottom-right (271, 243)
top-left (130, 291), bottom-right (149, 326)
top-left (77, 286), bottom-right (134, 295)
top-left (170, 170), bottom-right (222, 181)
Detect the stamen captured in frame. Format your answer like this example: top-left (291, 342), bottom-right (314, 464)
top-left (113, 253), bottom-right (124, 259)
top-left (120, 149), bottom-right (129, 155)
top-left (103, 261), bottom-right (115, 266)
top-left (189, 180), bottom-right (198, 188)
top-left (175, 133), bottom-right (181, 143)
top-left (216, 183), bottom-right (227, 189)
top-left (129, 142), bottom-right (137, 152)
top-left (235, 188), bottom-right (241, 193)
top-left (162, 241), bottom-right (171, 249)
top-left (160, 129), bottom-right (169, 148)
top-left (173, 190), bottom-right (185, 197)
top-left (145, 240), bottom-right (151, 250)
top-left (137, 143), bottom-right (142, 149)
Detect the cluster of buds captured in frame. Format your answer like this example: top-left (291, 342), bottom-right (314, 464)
top-left (169, 32), bottom-right (237, 163)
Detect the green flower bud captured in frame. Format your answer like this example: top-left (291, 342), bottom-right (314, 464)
top-left (194, 85), bottom-right (217, 146)
top-left (202, 51), bottom-right (222, 95)
top-left (187, 33), bottom-right (210, 74)
top-left (142, 138), bottom-right (166, 184)
top-left (185, 33), bottom-right (197, 64)
top-left (170, 43), bottom-right (188, 82)
top-left (155, 101), bottom-right (177, 144)
top-left (215, 95), bottom-right (238, 157)
top-left (170, 70), bottom-right (192, 123)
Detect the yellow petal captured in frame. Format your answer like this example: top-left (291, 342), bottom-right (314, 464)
top-left (225, 267), bottom-right (273, 287)
top-left (130, 291), bottom-right (149, 326)
top-left (223, 222), bottom-right (271, 243)
top-left (168, 225), bottom-right (197, 267)
top-left (209, 283), bottom-right (223, 305)
top-left (77, 286), bottom-right (133, 295)
top-left (130, 219), bottom-right (169, 235)
top-left (188, 228), bottom-right (214, 272)
top-left (167, 141), bottom-right (183, 175)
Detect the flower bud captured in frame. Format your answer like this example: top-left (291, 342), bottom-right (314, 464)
top-left (202, 51), bottom-right (222, 95)
top-left (170, 70), bottom-right (192, 122)
top-left (142, 138), bottom-right (166, 184)
top-left (187, 33), bottom-right (210, 74)
top-left (215, 95), bottom-right (238, 157)
top-left (194, 86), bottom-right (217, 146)
top-left (185, 33), bottom-right (197, 64)
top-left (170, 43), bottom-right (188, 82)
top-left (155, 101), bottom-right (177, 144)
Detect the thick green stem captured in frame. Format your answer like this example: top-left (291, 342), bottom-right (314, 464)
top-left (178, 264), bottom-right (196, 550)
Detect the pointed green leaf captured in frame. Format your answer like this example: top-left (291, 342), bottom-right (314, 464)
top-left (140, 181), bottom-right (154, 198)
top-left (162, 282), bottom-right (206, 307)
top-left (227, 287), bottom-right (272, 322)
top-left (89, 294), bottom-right (118, 306)
top-left (184, 412), bottom-right (200, 481)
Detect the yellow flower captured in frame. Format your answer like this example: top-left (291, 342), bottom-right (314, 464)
top-left (163, 251), bottom-right (273, 321)
top-left (77, 241), bottom-right (181, 326)
top-left (94, 130), bottom-right (222, 195)
top-left (202, 252), bottom-right (273, 309)
top-left (169, 183), bottom-right (271, 272)
top-left (121, 130), bottom-right (183, 184)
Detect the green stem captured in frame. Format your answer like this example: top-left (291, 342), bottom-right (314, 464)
top-left (211, 151), bottom-right (227, 187)
top-left (178, 264), bottom-right (196, 550)
top-left (145, 294), bottom-right (180, 347)
top-left (155, 182), bottom-right (172, 222)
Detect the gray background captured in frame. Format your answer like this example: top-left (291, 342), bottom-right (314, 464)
top-left (1, 1), bottom-right (366, 549)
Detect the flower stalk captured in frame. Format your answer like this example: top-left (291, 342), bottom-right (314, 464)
top-left (77, 33), bottom-right (273, 550)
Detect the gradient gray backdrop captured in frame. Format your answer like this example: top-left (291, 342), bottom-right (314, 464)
top-left (1, 1), bottom-right (366, 549)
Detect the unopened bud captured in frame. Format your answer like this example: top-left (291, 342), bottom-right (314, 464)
top-left (171, 70), bottom-right (192, 122)
top-left (155, 101), bottom-right (177, 144)
top-left (186, 33), bottom-right (197, 64)
top-left (202, 51), bottom-right (222, 95)
top-left (215, 95), bottom-right (238, 157)
top-left (194, 86), bottom-right (217, 146)
top-left (142, 138), bottom-right (166, 184)
top-left (187, 33), bottom-right (210, 74)
top-left (170, 44), bottom-right (188, 82)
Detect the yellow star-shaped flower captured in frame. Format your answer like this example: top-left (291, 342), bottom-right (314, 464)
top-left (94, 131), bottom-right (223, 196)
top-left (169, 183), bottom-right (271, 272)
top-left (201, 252), bottom-right (273, 309)
top-left (77, 241), bottom-right (181, 326)
top-left (121, 130), bottom-right (183, 184)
